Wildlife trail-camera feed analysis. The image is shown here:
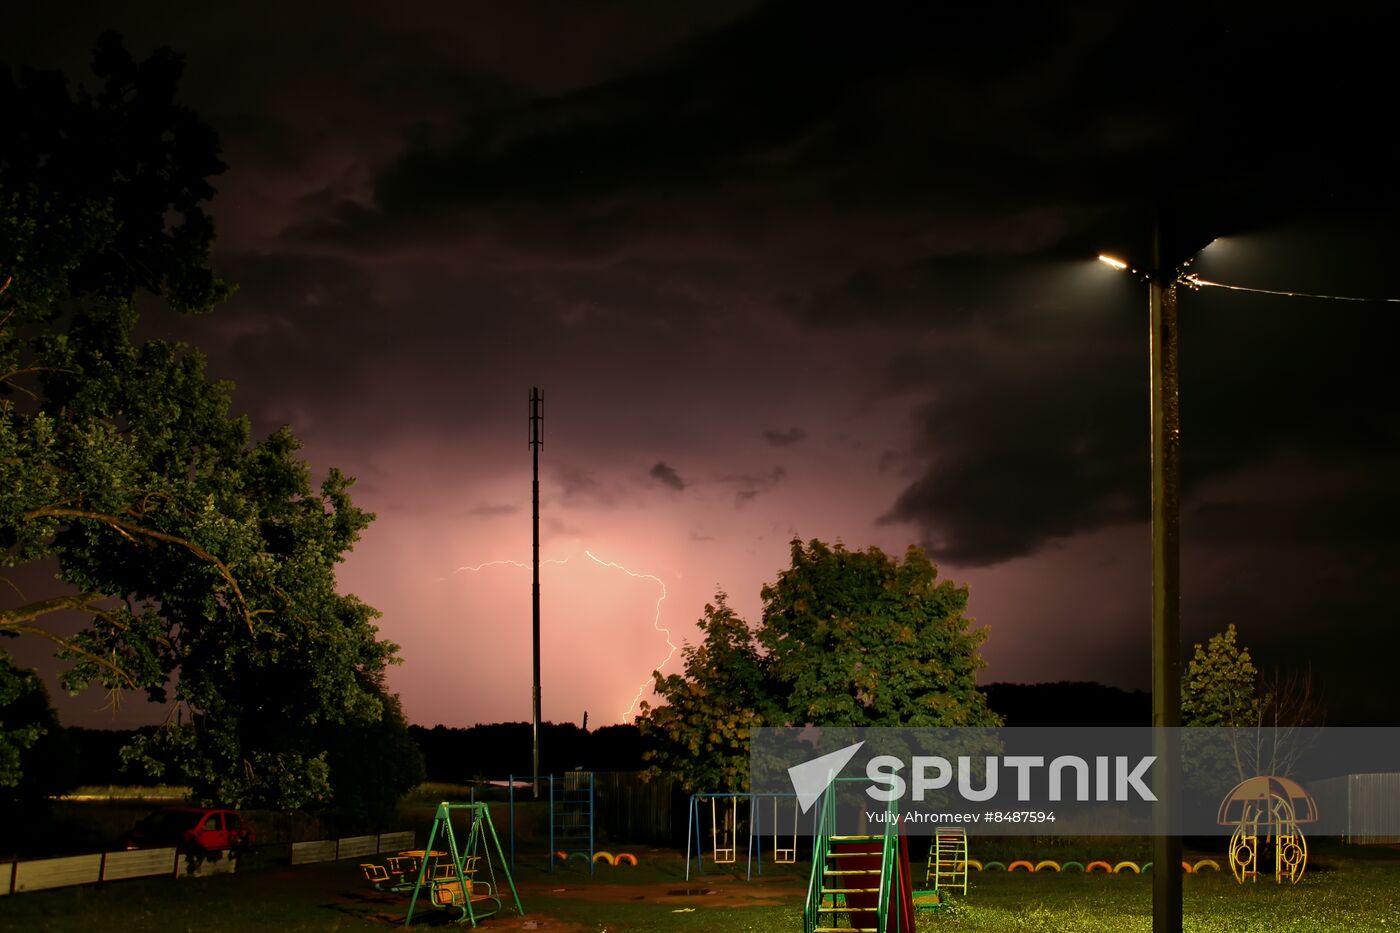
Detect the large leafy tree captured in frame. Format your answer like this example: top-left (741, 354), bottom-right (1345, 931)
top-left (640, 539), bottom-right (1001, 790)
top-left (640, 593), bottom-right (772, 791)
top-left (0, 35), bottom-right (399, 807)
top-left (761, 539), bottom-right (1000, 727)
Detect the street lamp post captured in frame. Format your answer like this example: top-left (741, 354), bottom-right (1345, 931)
top-left (1147, 227), bottom-right (1183, 933)
top-left (1099, 228), bottom-right (1184, 932)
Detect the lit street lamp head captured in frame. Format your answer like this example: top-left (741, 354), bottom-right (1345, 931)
top-left (1097, 254), bottom-right (1130, 271)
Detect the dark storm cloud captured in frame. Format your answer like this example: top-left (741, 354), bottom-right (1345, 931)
top-left (555, 465), bottom-right (624, 508)
top-left (801, 248), bottom-right (1126, 332)
top-left (648, 462), bottom-right (687, 491)
top-left (291, 3), bottom-right (1153, 253)
top-left (878, 326), bottom-right (1145, 566)
top-left (52, 3), bottom-right (1400, 577)
top-left (881, 226), bottom-right (1400, 567)
top-left (296, 1), bottom-right (1400, 264)
top-left (761, 427), bottom-right (806, 447)
top-left (722, 466), bottom-right (786, 508)
top-left (146, 250), bottom-right (398, 440)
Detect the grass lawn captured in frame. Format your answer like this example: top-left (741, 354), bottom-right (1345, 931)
top-left (3, 847), bottom-right (1398, 931)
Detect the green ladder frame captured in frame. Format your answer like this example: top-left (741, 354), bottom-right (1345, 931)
top-left (404, 802), bottom-right (525, 927)
top-left (804, 779), bottom-right (908, 933)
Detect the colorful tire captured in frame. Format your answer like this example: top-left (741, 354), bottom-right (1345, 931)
top-left (1113, 861), bottom-right (1142, 874)
top-left (1141, 863), bottom-right (1153, 872)
top-left (1033, 860), bottom-right (1061, 872)
top-left (593, 851), bottom-right (616, 866)
top-left (1060, 861), bottom-right (1086, 872)
top-left (554, 851), bottom-right (569, 861)
top-left (982, 861), bottom-right (1007, 871)
top-left (569, 852), bottom-right (590, 863)
top-left (614, 853), bottom-right (638, 867)
top-left (965, 859), bottom-right (984, 872)
top-left (1007, 860), bottom-right (1035, 872)
top-left (1193, 859), bottom-right (1221, 873)
top-left (1181, 861), bottom-right (1194, 873)
top-left (1085, 860), bottom-right (1113, 873)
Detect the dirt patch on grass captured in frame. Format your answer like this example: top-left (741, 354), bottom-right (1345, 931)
top-left (335, 876), bottom-right (804, 927)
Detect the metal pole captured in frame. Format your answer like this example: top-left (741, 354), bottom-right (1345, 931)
top-left (529, 388), bottom-right (543, 798)
top-left (1149, 223), bottom-right (1183, 932)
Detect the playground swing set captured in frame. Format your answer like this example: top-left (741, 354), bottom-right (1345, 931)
top-left (359, 801), bottom-right (524, 927)
top-left (683, 793), bottom-right (809, 880)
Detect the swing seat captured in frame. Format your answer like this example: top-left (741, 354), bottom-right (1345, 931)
top-left (430, 879), bottom-right (502, 921)
top-left (422, 855), bottom-right (499, 898)
top-left (770, 796), bottom-right (800, 866)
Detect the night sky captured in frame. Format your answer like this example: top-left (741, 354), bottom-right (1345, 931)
top-left (6, 2), bottom-right (1399, 729)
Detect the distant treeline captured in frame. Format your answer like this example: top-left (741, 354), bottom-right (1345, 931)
top-left (408, 722), bottom-right (645, 782)
top-left (406, 682), bottom-right (1150, 781)
top-left (52, 682), bottom-right (1149, 787)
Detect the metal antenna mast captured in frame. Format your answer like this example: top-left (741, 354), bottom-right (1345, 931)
top-left (529, 387), bottom-right (543, 798)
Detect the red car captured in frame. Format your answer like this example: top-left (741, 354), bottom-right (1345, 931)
top-left (122, 808), bottom-right (255, 852)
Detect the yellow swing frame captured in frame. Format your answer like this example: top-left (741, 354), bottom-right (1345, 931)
top-left (773, 796), bottom-right (798, 864)
top-left (711, 796), bottom-right (738, 864)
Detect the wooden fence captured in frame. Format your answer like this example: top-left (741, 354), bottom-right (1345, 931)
top-left (2, 829), bottom-right (416, 895)
top-left (594, 771), bottom-right (681, 844)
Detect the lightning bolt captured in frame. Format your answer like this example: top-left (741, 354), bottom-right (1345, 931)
top-left (582, 550), bottom-right (676, 719)
top-left (449, 557), bottom-right (569, 576)
top-left (447, 550), bottom-right (677, 720)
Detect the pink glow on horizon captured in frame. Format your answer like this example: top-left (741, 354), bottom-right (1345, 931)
top-left (444, 549), bottom-right (675, 720)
